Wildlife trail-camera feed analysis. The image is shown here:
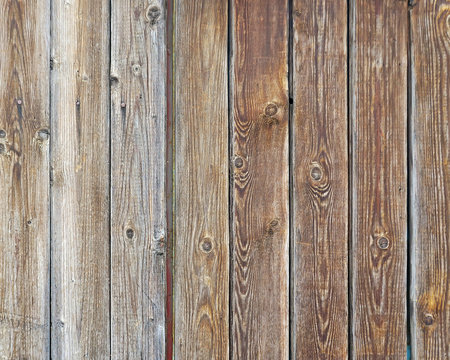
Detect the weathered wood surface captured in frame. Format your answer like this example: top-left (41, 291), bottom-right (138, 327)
top-left (50, 0), bottom-right (110, 357)
top-left (292, 0), bottom-right (348, 358)
top-left (0, 0), bottom-right (50, 357)
top-left (110, 0), bottom-right (167, 358)
top-left (231, 0), bottom-right (289, 358)
top-left (410, 1), bottom-right (450, 358)
top-left (350, 0), bottom-right (408, 357)
top-left (173, 0), bottom-right (229, 359)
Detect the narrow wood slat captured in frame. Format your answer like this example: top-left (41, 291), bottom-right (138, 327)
top-left (292, 0), bottom-right (348, 358)
top-left (410, 1), bottom-right (450, 358)
top-left (174, 0), bottom-right (229, 358)
top-left (350, 0), bottom-right (408, 357)
top-left (0, 0), bottom-right (50, 357)
top-left (110, 0), bottom-right (167, 358)
top-left (231, 1), bottom-right (289, 358)
top-left (50, 0), bottom-right (110, 357)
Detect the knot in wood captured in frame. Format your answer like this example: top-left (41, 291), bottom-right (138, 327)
top-left (146, 5), bottom-right (161, 26)
top-left (0, 130), bottom-right (6, 138)
top-left (377, 236), bottom-right (389, 250)
top-left (126, 228), bottom-right (135, 239)
top-left (234, 156), bottom-right (244, 168)
top-left (310, 166), bottom-right (322, 181)
top-left (37, 129), bottom-right (50, 141)
top-left (200, 237), bottom-right (213, 253)
top-left (423, 313), bottom-right (434, 326)
top-left (132, 64), bottom-right (141, 76)
top-left (264, 103), bottom-right (278, 116)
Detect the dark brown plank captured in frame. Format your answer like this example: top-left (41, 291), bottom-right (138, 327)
top-left (110, 0), bottom-right (167, 358)
top-left (292, 0), bottom-right (348, 358)
top-left (50, 0), bottom-right (110, 356)
top-left (231, 0), bottom-right (289, 358)
top-left (173, 0), bottom-right (229, 358)
top-left (410, 1), bottom-right (450, 358)
top-left (350, 0), bottom-right (408, 357)
top-left (0, 0), bottom-right (50, 357)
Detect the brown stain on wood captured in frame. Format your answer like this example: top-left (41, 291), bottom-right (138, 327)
top-left (174, 0), bottom-right (229, 359)
top-left (292, 0), bottom-right (348, 358)
top-left (351, 0), bottom-right (408, 357)
top-left (231, 0), bottom-right (289, 359)
top-left (410, 0), bottom-right (450, 358)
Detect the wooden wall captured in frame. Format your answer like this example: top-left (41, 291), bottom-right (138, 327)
top-left (0, 0), bottom-right (448, 359)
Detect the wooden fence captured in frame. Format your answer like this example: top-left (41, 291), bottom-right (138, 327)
top-left (0, 0), bottom-right (448, 358)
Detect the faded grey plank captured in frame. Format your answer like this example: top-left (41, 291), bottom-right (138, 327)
top-left (50, 0), bottom-right (110, 357)
top-left (110, 0), bottom-right (167, 358)
top-left (173, 0), bottom-right (229, 358)
top-left (0, 0), bottom-right (51, 357)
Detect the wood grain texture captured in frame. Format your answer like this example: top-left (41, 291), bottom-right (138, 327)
top-left (173, 0), bottom-right (229, 358)
top-left (110, 0), bottom-right (166, 358)
top-left (410, 1), bottom-right (450, 358)
top-left (50, 0), bottom-right (110, 357)
top-left (0, 0), bottom-right (50, 357)
top-left (292, 0), bottom-right (348, 358)
top-left (231, 1), bottom-right (289, 358)
top-left (350, 0), bottom-right (408, 357)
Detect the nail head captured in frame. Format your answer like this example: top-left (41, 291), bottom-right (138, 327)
top-left (377, 236), bottom-right (389, 250)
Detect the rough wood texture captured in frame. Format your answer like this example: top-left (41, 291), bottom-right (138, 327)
top-left (410, 1), bottom-right (450, 358)
top-left (231, 1), bottom-right (289, 358)
top-left (0, 0), bottom-right (50, 357)
top-left (292, 0), bottom-right (348, 358)
top-left (174, 0), bottom-right (229, 358)
top-left (110, 0), bottom-right (166, 358)
top-left (50, 0), bottom-right (110, 357)
top-left (350, 0), bottom-right (408, 357)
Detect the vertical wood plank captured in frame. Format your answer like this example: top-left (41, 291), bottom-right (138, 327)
top-left (292, 0), bottom-right (348, 358)
top-left (173, 0), bottom-right (229, 358)
top-left (231, 0), bottom-right (289, 358)
top-left (350, 0), bottom-right (408, 357)
top-left (50, 0), bottom-right (110, 357)
top-left (110, 0), bottom-right (166, 358)
top-left (410, 1), bottom-right (450, 358)
top-left (0, 0), bottom-right (50, 357)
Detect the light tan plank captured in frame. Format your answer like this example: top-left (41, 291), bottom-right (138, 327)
top-left (0, 0), bottom-right (50, 357)
top-left (350, 0), bottom-right (408, 357)
top-left (231, 0), bottom-right (289, 358)
top-left (292, 0), bottom-right (348, 358)
top-left (110, 0), bottom-right (167, 358)
top-left (173, 0), bottom-right (229, 358)
top-left (410, 0), bottom-right (450, 358)
top-left (50, 0), bottom-right (110, 357)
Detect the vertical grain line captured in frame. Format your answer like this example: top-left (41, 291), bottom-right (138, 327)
top-left (108, 0), bottom-right (112, 356)
top-left (49, 0), bottom-right (54, 356)
top-left (165, 0), bottom-right (174, 357)
top-left (288, 0), bottom-right (294, 358)
top-left (228, 0), bottom-right (233, 357)
top-left (348, 0), bottom-right (354, 358)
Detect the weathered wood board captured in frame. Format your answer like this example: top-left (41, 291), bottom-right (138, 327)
top-left (410, 1), bottom-right (450, 358)
top-left (350, 0), bottom-right (408, 357)
top-left (292, 0), bottom-right (348, 358)
top-left (0, 0), bottom-right (51, 357)
top-left (50, 0), bottom-right (111, 357)
top-left (173, 0), bottom-right (229, 358)
top-left (231, 0), bottom-right (289, 358)
top-left (110, 0), bottom-right (167, 358)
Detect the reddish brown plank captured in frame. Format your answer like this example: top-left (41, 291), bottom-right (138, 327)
top-left (0, 0), bottom-right (50, 357)
top-left (410, 1), bottom-right (450, 358)
top-left (292, 0), bottom-right (348, 358)
top-left (350, 0), bottom-right (408, 357)
top-left (231, 1), bottom-right (289, 358)
top-left (173, 0), bottom-right (229, 358)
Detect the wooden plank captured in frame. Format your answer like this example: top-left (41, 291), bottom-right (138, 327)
top-left (50, 0), bottom-right (110, 357)
top-left (292, 0), bottom-right (348, 358)
top-left (350, 0), bottom-right (408, 357)
top-left (410, 1), bottom-right (450, 358)
top-left (110, 0), bottom-right (166, 358)
top-left (231, 0), bottom-right (289, 358)
top-left (0, 0), bottom-right (50, 357)
top-left (173, 0), bottom-right (229, 358)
